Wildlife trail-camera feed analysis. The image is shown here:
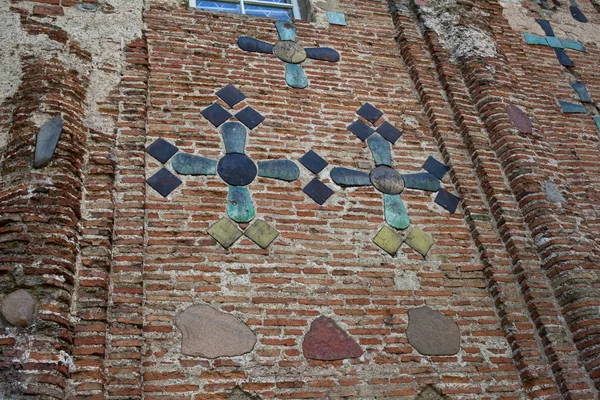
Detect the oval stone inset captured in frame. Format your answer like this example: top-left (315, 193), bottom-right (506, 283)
top-left (217, 153), bottom-right (257, 186)
top-left (370, 165), bottom-right (404, 194)
top-left (274, 41), bottom-right (307, 64)
top-left (506, 104), bottom-right (532, 134)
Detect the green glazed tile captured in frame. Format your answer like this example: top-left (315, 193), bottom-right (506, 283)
top-left (208, 218), bottom-right (243, 248)
top-left (244, 219), bottom-right (280, 249)
top-left (405, 227), bottom-right (434, 256)
top-left (227, 186), bottom-right (255, 223)
top-left (373, 226), bottom-right (402, 255)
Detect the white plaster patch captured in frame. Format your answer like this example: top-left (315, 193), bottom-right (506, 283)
top-left (394, 270), bottom-right (420, 290)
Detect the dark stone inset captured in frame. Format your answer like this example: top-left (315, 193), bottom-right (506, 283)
top-left (216, 84), bottom-right (247, 108)
top-left (217, 153), bottom-right (257, 186)
top-left (330, 167), bottom-right (371, 187)
top-left (146, 138), bottom-right (179, 164)
top-left (146, 168), bottom-right (182, 197)
top-left (506, 105), bottom-right (533, 134)
top-left (34, 115), bottom-right (64, 169)
top-left (554, 48), bottom-right (575, 67)
top-left (303, 178), bottom-right (334, 205)
top-left (435, 188), bottom-right (460, 213)
top-left (407, 306), bottom-right (460, 355)
top-left (571, 82), bottom-right (592, 103)
top-left (299, 150), bottom-right (328, 174)
top-left (201, 103), bottom-right (232, 127)
top-left (370, 165), bottom-right (405, 195)
top-left (357, 103), bottom-right (384, 124)
top-left (304, 47), bottom-right (340, 63)
top-left (237, 36), bottom-right (274, 54)
top-left (375, 121), bottom-right (402, 144)
top-left (422, 156), bottom-right (448, 180)
top-left (273, 41), bottom-right (307, 64)
top-left (1, 289), bottom-right (36, 327)
top-left (535, 18), bottom-right (555, 36)
top-left (235, 107), bottom-right (265, 130)
top-left (302, 316), bottom-right (363, 360)
top-left (347, 119), bottom-right (375, 141)
top-left (570, 5), bottom-right (588, 22)
top-left (221, 121), bottom-right (247, 154)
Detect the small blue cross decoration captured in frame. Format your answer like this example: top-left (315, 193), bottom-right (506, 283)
top-left (523, 19), bottom-right (585, 67)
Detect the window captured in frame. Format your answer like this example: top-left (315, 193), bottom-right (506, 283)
top-left (190, 0), bottom-right (301, 20)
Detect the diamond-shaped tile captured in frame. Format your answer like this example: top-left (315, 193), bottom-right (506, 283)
top-left (546, 36), bottom-right (563, 48)
top-left (347, 120), bottom-right (374, 141)
top-left (207, 218), bottom-right (243, 248)
top-left (558, 100), bottom-right (586, 114)
top-left (235, 106), bottom-right (265, 130)
top-left (376, 121), bottom-right (402, 144)
top-left (216, 84), bottom-right (246, 108)
top-left (146, 138), bottom-right (179, 164)
top-left (244, 219), bottom-right (279, 249)
top-left (201, 103), bottom-right (231, 127)
top-left (299, 150), bottom-right (328, 174)
top-left (357, 103), bottom-right (384, 125)
top-left (146, 168), bottom-right (182, 197)
top-left (435, 188), bottom-right (460, 213)
top-left (303, 178), bottom-right (334, 205)
top-left (405, 227), bottom-right (434, 256)
top-left (422, 156), bottom-right (449, 180)
top-left (372, 225), bottom-right (402, 255)
top-left (327, 11), bottom-right (347, 26)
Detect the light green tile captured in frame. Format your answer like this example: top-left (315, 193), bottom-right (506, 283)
top-left (405, 227), bottom-right (434, 256)
top-left (244, 220), bottom-right (279, 249)
top-left (373, 226), bottom-right (402, 255)
top-left (207, 218), bottom-right (243, 248)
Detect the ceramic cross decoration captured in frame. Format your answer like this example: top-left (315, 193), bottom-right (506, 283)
top-left (237, 20), bottom-right (340, 89)
top-left (558, 81), bottom-right (600, 134)
top-left (523, 19), bottom-right (585, 67)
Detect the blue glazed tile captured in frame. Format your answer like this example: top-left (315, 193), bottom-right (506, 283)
top-left (275, 20), bottom-right (296, 41)
top-left (554, 48), bottom-right (575, 67)
top-left (227, 186), bottom-right (255, 223)
top-left (536, 19), bottom-right (555, 36)
top-left (237, 36), bottom-right (274, 54)
top-left (201, 103), bottom-right (231, 127)
top-left (217, 153), bottom-right (257, 186)
top-left (357, 103), bottom-right (384, 124)
top-left (146, 138), bottom-right (179, 164)
top-left (570, 82), bottom-right (592, 103)
top-left (34, 115), bottom-right (63, 169)
top-left (221, 121), bottom-right (247, 154)
top-left (559, 100), bottom-right (586, 113)
top-left (347, 119), bottom-right (375, 141)
top-left (285, 63), bottom-right (308, 89)
top-left (376, 121), bottom-right (402, 144)
top-left (402, 172), bottom-right (441, 192)
top-left (570, 5), bottom-right (588, 23)
top-left (435, 188), bottom-right (460, 214)
top-left (546, 36), bottom-right (563, 48)
top-left (146, 168), bottom-right (182, 197)
top-left (327, 11), bottom-right (347, 26)
top-left (330, 167), bottom-right (371, 187)
top-left (216, 84), bottom-right (246, 108)
top-left (524, 33), bottom-right (548, 46)
top-left (367, 134), bottom-right (391, 166)
top-left (384, 194), bottom-right (410, 230)
top-left (299, 150), bottom-right (328, 174)
top-left (235, 106), bottom-right (264, 130)
top-left (257, 160), bottom-right (300, 181)
top-left (172, 153), bottom-right (216, 175)
top-left (594, 116), bottom-right (600, 133)
top-left (562, 40), bottom-right (584, 52)
top-left (303, 178), bottom-right (334, 205)
top-left (422, 156), bottom-right (448, 180)
top-left (304, 48), bottom-right (340, 63)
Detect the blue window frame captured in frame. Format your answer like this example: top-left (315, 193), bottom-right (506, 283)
top-left (190, 0), bottom-right (301, 20)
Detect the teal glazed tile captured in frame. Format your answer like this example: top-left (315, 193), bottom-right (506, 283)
top-left (221, 122), bottom-right (247, 154)
top-left (216, 84), bottom-right (246, 108)
top-left (172, 153), bottom-right (217, 175)
top-left (559, 100), bottom-right (586, 113)
top-left (327, 11), bottom-right (347, 26)
top-left (524, 33), bottom-right (548, 46)
top-left (146, 138), bottom-right (179, 164)
top-left (384, 194), bottom-right (410, 230)
top-left (570, 82), bottom-right (592, 103)
top-left (227, 186), bottom-right (255, 223)
top-left (562, 40), bottom-right (584, 52)
top-left (257, 160), bottom-right (300, 181)
top-left (594, 116), bottom-right (600, 133)
top-left (304, 48), bottom-right (340, 62)
top-left (285, 63), bottom-right (308, 89)
top-left (367, 134), bottom-right (391, 166)
top-left (546, 36), bottom-right (563, 48)
top-left (330, 167), bottom-right (372, 187)
top-left (275, 20), bottom-right (296, 41)
top-left (402, 173), bottom-right (441, 192)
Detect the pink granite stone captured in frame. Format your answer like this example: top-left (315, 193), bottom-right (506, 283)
top-left (302, 316), bottom-right (363, 360)
top-left (506, 104), bottom-right (533, 134)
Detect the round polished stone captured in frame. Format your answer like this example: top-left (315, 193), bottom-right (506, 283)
top-left (274, 41), bottom-right (307, 64)
top-left (370, 165), bottom-right (404, 194)
top-left (217, 154), bottom-right (257, 186)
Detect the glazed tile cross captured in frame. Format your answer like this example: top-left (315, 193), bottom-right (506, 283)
top-left (523, 19), bottom-right (585, 67)
top-left (237, 20), bottom-right (340, 89)
top-left (145, 85), bottom-right (300, 249)
top-left (558, 81), bottom-right (600, 134)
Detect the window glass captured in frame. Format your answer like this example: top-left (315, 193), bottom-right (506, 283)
top-left (196, 1), bottom-right (241, 14)
top-left (245, 4), bottom-right (293, 20)
top-left (193, 0), bottom-right (299, 20)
